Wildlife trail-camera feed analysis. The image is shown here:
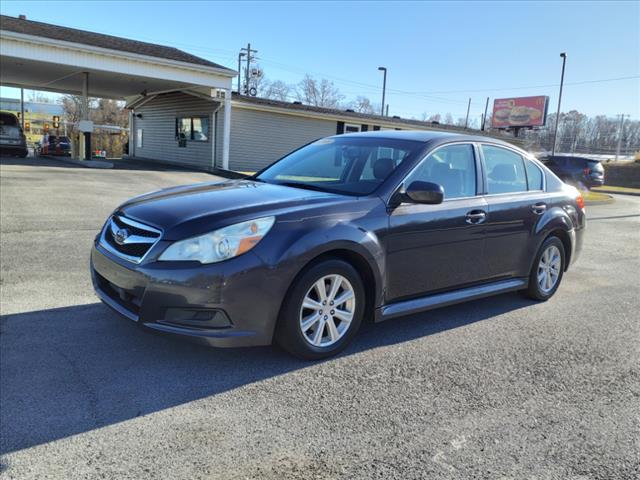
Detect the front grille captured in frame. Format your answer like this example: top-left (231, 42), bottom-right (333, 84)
top-left (100, 214), bottom-right (161, 263)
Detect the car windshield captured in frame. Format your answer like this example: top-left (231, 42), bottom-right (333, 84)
top-left (255, 136), bottom-right (423, 195)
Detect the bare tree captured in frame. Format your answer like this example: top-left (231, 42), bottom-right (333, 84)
top-left (427, 113), bottom-right (441, 123)
top-left (350, 96), bottom-right (375, 114)
top-left (28, 91), bottom-right (53, 103)
top-left (261, 79), bottom-right (292, 102)
top-left (444, 113), bottom-right (454, 125)
top-left (296, 75), bottom-right (344, 108)
top-left (59, 95), bottom-right (128, 157)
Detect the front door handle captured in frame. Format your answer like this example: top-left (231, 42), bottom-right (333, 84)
top-left (465, 210), bottom-right (487, 224)
top-left (532, 202), bottom-right (547, 215)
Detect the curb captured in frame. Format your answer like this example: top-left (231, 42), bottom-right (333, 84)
top-left (41, 154), bottom-right (114, 169)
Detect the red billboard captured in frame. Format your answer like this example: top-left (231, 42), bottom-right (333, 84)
top-left (492, 96), bottom-right (549, 128)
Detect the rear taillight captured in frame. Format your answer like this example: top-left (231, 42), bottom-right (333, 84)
top-left (576, 193), bottom-right (585, 210)
top-left (583, 168), bottom-right (592, 175)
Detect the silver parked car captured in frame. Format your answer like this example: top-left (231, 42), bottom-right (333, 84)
top-left (0, 112), bottom-right (28, 158)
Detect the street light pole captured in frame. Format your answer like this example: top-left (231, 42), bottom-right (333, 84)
top-left (378, 67), bottom-right (387, 116)
top-left (551, 52), bottom-right (567, 157)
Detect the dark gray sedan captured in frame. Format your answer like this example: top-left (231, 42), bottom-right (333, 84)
top-left (91, 131), bottom-right (585, 359)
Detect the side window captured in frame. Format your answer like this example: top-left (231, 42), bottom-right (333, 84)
top-left (405, 144), bottom-right (476, 199)
top-left (483, 145), bottom-right (527, 194)
top-left (525, 160), bottom-right (544, 190)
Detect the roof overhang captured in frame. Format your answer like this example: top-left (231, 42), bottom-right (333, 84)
top-left (231, 98), bottom-right (437, 131)
top-left (125, 87), bottom-right (223, 109)
top-left (0, 30), bottom-right (235, 99)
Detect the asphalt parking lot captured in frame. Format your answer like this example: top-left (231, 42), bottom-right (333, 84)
top-left (1, 156), bottom-right (639, 480)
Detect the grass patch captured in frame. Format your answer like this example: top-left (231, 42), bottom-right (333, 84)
top-left (580, 189), bottom-right (614, 204)
top-left (592, 185), bottom-right (640, 195)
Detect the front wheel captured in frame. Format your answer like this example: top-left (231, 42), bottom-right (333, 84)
top-left (524, 236), bottom-right (565, 301)
top-left (275, 259), bottom-right (365, 360)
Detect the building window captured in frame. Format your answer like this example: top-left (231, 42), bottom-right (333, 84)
top-left (176, 116), bottom-right (209, 142)
top-left (344, 124), bottom-right (361, 133)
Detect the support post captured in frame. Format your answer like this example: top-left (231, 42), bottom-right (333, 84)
top-left (222, 89), bottom-right (231, 171)
top-left (81, 72), bottom-right (91, 160)
top-left (128, 109), bottom-right (134, 157)
top-left (615, 114), bottom-right (626, 161)
top-left (482, 97), bottom-right (489, 131)
top-left (20, 88), bottom-right (25, 130)
top-left (464, 97), bottom-right (471, 129)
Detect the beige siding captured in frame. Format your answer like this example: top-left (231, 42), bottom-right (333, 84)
top-left (134, 92), bottom-right (219, 170)
top-left (228, 107), bottom-right (336, 172)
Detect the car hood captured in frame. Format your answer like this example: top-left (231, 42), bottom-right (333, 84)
top-left (117, 179), bottom-right (347, 240)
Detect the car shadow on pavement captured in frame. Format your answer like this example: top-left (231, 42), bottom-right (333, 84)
top-left (0, 293), bottom-right (533, 455)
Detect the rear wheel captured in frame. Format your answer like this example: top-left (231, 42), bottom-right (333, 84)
top-left (275, 259), bottom-right (365, 360)
top-left (524, 236), bottom-right (565, 301)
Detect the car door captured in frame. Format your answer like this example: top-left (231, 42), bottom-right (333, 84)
top-left (385, 143), bottom-right (488, 302)
top-left (480, 144), bottom-right (547, 280)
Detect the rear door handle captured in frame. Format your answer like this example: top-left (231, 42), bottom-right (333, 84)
top-left (465, 210), bottom-right (487, 224)
top-left (532, 202), bottom-right (547, 215)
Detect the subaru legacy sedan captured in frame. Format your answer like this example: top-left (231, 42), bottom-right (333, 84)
top-left (91, 131), bottom-right (585, 359)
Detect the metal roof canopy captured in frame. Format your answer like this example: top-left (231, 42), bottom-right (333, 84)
top-left (0, 15), bottom-right (236, 167)
top-left (0, 16), bottom-right (236, 100)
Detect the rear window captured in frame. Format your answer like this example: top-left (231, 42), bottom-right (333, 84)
top-left (0, 113), bottom-right (19, 127)
top-left (588, 160), bottom-right (604, 171)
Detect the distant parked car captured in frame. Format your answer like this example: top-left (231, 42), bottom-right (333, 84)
top-left (0, 112), bottom-right (28, 158)
top-left (542, 155), bottom-right (604, 189)
top-left (47, 135), bottom-right (72, 156)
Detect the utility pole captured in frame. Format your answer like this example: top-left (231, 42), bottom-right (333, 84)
top-left (552, 52), bottom-right (567, 156)
top-left (464, 97), bottom-right (471, 129)
top-left (237, 51), bottom-right (246, 94)
top-left (240, 43), bottom-right (258, 95)
top-left (482, 96), bottom-right (489, 131)
top-left (615, 114), bottom-right (626, 161)
top-left (378, 67), bottom-right (387, 116)
top-left (385, 104), bottom-right (389, 116)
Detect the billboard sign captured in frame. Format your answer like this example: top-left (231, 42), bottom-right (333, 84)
top-left (492, 96), bottom-right (549, 128)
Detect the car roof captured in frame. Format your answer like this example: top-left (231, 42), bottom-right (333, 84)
top-left (332, 129), bottom-right (523, 150)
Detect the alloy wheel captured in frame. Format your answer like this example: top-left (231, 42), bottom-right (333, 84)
top-left (299, 274), bottom-right (356, 347)
top-left (537, 245), bottom-right (561, 293)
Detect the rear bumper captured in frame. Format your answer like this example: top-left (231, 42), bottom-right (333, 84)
top-left (0, 144), bottom-right (27, 156)
top-left (90, 243), bottom-right (287, 347)
top-left (585, 177), bottom-right (604, 188)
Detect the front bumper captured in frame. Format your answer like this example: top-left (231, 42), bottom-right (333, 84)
top-left (90, 243), bottom-right (286, 347)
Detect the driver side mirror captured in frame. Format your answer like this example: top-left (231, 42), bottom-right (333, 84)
top-left (404, 181), bottom-right (444, 205)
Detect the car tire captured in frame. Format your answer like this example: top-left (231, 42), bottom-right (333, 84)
top-left (275, 259), bottom-right (365, 360)
top-left (524, 236), bottom-right (565, 301)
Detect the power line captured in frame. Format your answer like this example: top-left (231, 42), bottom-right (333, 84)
top-left (406, 75), bottom-right (640, 95)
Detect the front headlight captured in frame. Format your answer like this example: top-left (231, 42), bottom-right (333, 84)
top-left (158, 216), bottom-right (275, 264)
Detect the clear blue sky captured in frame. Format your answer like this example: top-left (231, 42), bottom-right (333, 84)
top-left (1, 0), bottom-right (638, 121)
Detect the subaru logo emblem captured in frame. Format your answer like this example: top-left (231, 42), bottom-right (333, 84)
top-left (114, 228), bottom-right (130, 245)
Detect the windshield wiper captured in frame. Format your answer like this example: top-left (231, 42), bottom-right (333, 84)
top-left (276, 181), bottom-right (330, 192)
